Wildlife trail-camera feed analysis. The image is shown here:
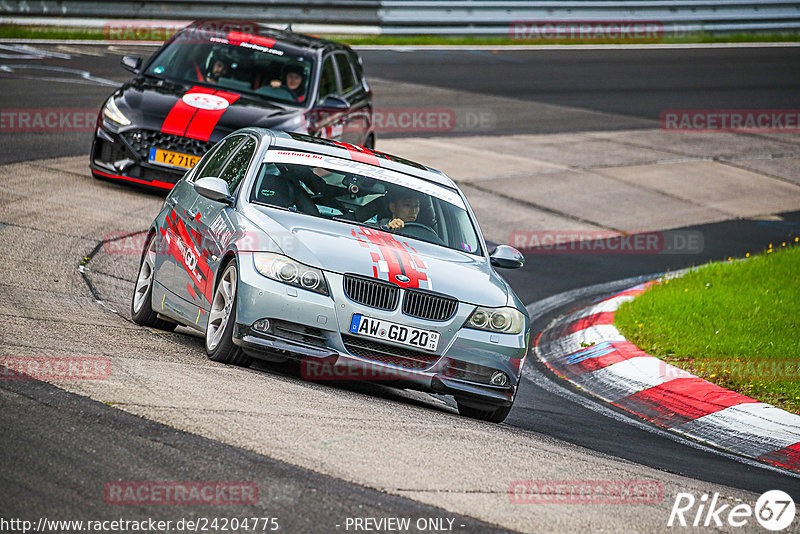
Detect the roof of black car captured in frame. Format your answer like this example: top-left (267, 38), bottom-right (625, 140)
top-left (180, 20), bottom-right (352, 54)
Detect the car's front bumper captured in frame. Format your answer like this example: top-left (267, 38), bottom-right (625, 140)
top-left (90, 124), bottom-right (212, 190)
top-left (231, 256), bottom-right (529, 407)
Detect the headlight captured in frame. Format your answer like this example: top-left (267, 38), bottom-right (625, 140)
top-left (465, 306), bottom-right (525, 334)
top-left (103, 97), bottom-right (131, 126)
top-left (252, 252), bottom-right (328, 295)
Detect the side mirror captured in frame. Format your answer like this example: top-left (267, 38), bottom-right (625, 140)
top-left (194, 177), bottom-right (234, 205)
top-left (121, 55), bottom-right (143, 73)
top-left (490, 245), bottom-right (525, 269)
top-left (318, 95), bottom-right (350, 110)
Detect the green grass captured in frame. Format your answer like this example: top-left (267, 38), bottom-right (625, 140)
top-left (2, 24), bottom-right (800, 45)
top-left (0, 25), bottom-right (107, 40)
top-left (615, 242), bottom-right (800, 413)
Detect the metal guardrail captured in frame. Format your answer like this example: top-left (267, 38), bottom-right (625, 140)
top-left (380, 1), bottom-right (800, 35)
top-left (379, 0), bottom-right (800, 34)
top-left (0, 1), bottom-right (382, 24)
top-left (1, 0), bottom-right (799, 35)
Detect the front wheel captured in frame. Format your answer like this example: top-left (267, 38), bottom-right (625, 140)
top-left (205, 259), bottom-right (252, 367)
top-left (456, 400), bottom-right (513, 423)
top-left (131, 233), bottom-right (177, 331)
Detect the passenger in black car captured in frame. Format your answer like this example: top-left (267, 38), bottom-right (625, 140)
top-left (270, 63), bottom-right (307, 102)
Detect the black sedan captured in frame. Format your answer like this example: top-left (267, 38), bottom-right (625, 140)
top-left (90, 21), bottom-right (374, 190)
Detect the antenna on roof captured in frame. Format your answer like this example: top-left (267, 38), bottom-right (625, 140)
top-left (284, 23), bottom-right (293, 32)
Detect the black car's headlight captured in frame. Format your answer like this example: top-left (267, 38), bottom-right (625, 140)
top-left (465, 306), bottom-right (525, 334)
top-left (103, 97), bottom-right (131, 126)
top-left (252, 252), bottom-right (328, 295)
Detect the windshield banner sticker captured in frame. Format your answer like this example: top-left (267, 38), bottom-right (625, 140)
top-left (265, 150), bottom-right (465, 209)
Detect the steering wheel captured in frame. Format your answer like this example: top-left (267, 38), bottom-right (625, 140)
top-left (396, 222), bottom-right (445, 245)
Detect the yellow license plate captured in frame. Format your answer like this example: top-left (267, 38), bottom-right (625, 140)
top-left (148, 148), bottom-right (199, 170)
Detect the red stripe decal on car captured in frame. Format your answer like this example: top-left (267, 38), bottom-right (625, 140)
top-left (162, 209), bottom-right (214, 305)
top-left (93, 169), bottom-right (174, 190)
top-left (332, 141), bottom-right (381, 166)
top-left (161, 86), bottom-right (215, 136)
top-left (353, 227), bottom-right (429, 289)
top-left (225, 31), bottom-right (276, 48)
top-left (250, 35), bottom-right (277, 48)
top-left (183, 90), bottom-right (240, 142)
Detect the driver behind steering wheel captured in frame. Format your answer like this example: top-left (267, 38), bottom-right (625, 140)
top-left (380, 190), bottom-right (420, 230)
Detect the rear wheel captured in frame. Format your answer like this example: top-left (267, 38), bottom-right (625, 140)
top-left (456, 400), bottom-right (513, 424)
top-left (131, 233), bottom-right (177, 331)
top-left (205, 259), bottom-right (252, 367)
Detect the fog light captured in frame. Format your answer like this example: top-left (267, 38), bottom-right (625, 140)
top-left (113, 158), bottom-right (135, 171)
top-left (490, 371), bottom-right (509, 386)
top-left (252, 319), bottom-right (271, 333)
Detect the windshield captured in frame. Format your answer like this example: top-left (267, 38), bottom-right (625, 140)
top-left (248, 157), bottom-right (482, 255)
top-left (144, 31), bottom-right (314, 105)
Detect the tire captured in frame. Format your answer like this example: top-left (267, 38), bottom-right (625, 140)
top-left (456, 400), bottom-right (513, 424)
top-left (131, 233), bottom-right (177, 331)
top-left (205, 258), bottom-right (252, 367)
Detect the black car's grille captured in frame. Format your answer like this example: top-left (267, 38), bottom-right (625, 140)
top-left (442, 360), bottom-right (496, 384)
top-left (402, 290), bottom-right (458, 322)
top-left (121, 129), bottom-right (215, 161)
top-left (341, 334), bottom-right (439, 370)
top-left (343, 275), bottom-right (399, 311)
top-left (271, 319), bottom-right (327, 348)
top-left (95, 137), bottom-right (127, 163)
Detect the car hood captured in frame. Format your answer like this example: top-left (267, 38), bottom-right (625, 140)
top-left (113, 76), bottom-right (306, 140)
top-left (241, 205), bottom-right (510, 307)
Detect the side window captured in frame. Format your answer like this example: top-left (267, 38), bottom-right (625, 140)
top-left (218, 137), bottom-right (257, 193)
top-left (188, 143), bottom-right (221, 182)
top-left (195, 136), bottom-right (243, 180)
top-left (318, 55), bottom-right (339, 100)
top-left (348, 51), bottom-right (368, 91)
top-left (335, 54), bottom-right (357, 94)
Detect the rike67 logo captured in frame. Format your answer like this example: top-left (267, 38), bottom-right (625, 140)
top-left (668, 490), bottom-right (795, 531)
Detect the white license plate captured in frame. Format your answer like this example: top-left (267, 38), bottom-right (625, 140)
top-left (349, 314), bottom-right (439, 352)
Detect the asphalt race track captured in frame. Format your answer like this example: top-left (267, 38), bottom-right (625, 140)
top-left (1, 42), bottom-right (800, 532)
